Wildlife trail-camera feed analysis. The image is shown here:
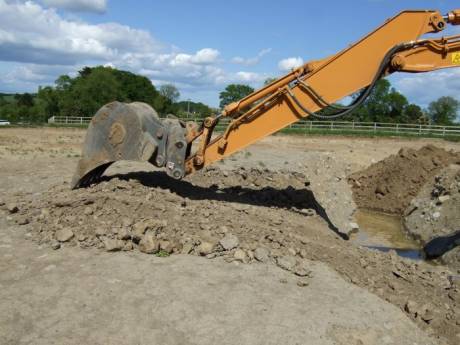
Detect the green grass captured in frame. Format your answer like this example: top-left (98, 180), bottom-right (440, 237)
top-left (4, 122), bottom-right (459, 142)
top-left (275, 128), bottom-right (460, 142)
top-left (155, 250), bottom-right (170, 257)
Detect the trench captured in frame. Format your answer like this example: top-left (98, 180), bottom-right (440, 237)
top-left (351, 209), bottom-right (423, 260)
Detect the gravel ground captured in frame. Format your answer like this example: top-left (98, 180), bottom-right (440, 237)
top-left (1, 127), bottom-right (460, 344)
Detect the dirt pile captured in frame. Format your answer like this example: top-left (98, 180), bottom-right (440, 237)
top-left (349, 145), bottom-right (460, 214)
top-left (6, 167), bottom-right (318, 263)
top-left (4, 165), bottom-right (460, 344)
top-left (404, 164), bottom-right (460, 270)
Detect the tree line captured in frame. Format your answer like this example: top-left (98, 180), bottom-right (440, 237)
top-left (0, 66), bottom-right (214, 123)
top-left (218, 79), bottom-right (460, 126)
top-left (0, 66), bottom-right (458, 125)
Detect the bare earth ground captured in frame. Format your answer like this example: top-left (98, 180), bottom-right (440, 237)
top-left (1, 127), bottom-right (460, 345)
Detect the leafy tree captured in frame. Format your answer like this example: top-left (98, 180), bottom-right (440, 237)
top-left (159, 84), bottom-right (180, 103)
top-left (428, 96), bottom-right (459, 125)
top-left (350, 79), bottom-right (415, 123)
top-left (15, 93), bottom-right (34, 107)
top-left (264, 77), bottom-right (277, 85)
top-left (219, 84), bottom-right (254, 108)
top-left (402, 104), bottom-right (424, 123)
top-left (63, 67), bottom-right (123, 116)
top-left (37, 86), bottom-right (60, 118)
top-left (55, 75), bottom-right (72, 91)
top-left (174, 100), bottom-right (213, 118)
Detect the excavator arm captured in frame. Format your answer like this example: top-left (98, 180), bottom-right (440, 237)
top-left (71, 9), bottom-right (460, 188)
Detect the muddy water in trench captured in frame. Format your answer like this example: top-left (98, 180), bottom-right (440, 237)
top-left (352, 209), bottom-right (422, 260)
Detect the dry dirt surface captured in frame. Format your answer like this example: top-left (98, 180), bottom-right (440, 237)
top-left (1, 127), bottom-right (460, 345)
top-left (349, 145), bottom-right (460, 214)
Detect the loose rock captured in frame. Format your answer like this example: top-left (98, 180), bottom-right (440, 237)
top-left (233, 249), bottom-right (247, 262)
top-left (197, 242), bottom-right (214, 256)
top-left (103, 239), bottom-right (124, 252)
top-left (55, 228), bottom-right (74, 242)
top-left (138, 234), bottom-right (159, 254)
top-left (276, 256), bottom-right (297, 271)
top-left (254, 247), bottom-right (270, 262)
top-left (219, 234), bottom-right (239, 251)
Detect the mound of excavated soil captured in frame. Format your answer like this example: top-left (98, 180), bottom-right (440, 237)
top-left (349, 145), bottom-right (460, 214)
top-left (8, 167), bottom-right (318, 264)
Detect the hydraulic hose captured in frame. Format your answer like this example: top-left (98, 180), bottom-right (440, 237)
top-left (290, 42), bottom-right (417, 119)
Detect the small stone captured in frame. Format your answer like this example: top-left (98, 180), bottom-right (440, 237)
top-left (288, 248), bottom-right (297, 256)
top-left (16, 216), bottom-right (29, 225)
top-left (181, 243), bottom-right (194, 254)
top-left (83, 206), bottom-right (93, 215)
top-left (132, 219), bottom-right (166, 240)
top-left (349, 222), bottom-right (360, 232)
top-left (123, 241), bottom-right (134, 251)
top-left (254, 247), bottom-right (270, 262)
top-left (103, 239), bottom-right (124, 252)
top-left (438, 195), bottom-right (450, 204)
top-left (138, 234), bottom-right (160, 254)
top-left (219, 234), bottom-right (239, 251)
top-left (276, 256), bottom-right (297, 271)
top-left (77, 234), bottom-right (87, 242)
top-left (50, 240), bottom-right (61, 250)
top-left (297, 279), bottom-right (310, 287)
top-left (121, 217), bottom-right (133, 228)
top-left (420, 304), bottom-right (435, 323)
top-left (233, 249), bottom-right (247, 262)
top-left (95, 227), bottom-right (107, 237)
top-left (197, 242), bottom-right (214, 256)
top-left (117, 227), bottom-right (131, 240)
top-left (294, 262), bottom-right (313, 277)
top-left (432, 212), bottom-right (441, 219)
top-left (6, 203), bottom-right (18, 214)
top-left (159, 240), bottom-right (174, 254)
top-left (55, 228), bottom-right (74, 242)
top-left (299, 249), bottom-right (308, 259)
top-left (405, 300), bottom-right (418, 316)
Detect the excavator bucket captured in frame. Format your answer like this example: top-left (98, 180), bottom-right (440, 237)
top-left (71, 101), bottom-right (189, 189)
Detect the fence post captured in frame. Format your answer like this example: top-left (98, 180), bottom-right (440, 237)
top-left (419, 124), bottom-right (422, 135)
top-left (374, 123), bottom-right (376, 133)
top-left (330, 121), bottom-right (333, 130)
top-left (304, 121), bottom-right (307, 136)
top-left (310, 121), bottom-right (313, 130)
top-left (396, 123), bottom-right (399, 133)
top-left (80, 117), bottom-right (83, 125)
top-left (352, 121), bottom-right (355, 130)
top-left (442, 127), bottom-right (446, 136)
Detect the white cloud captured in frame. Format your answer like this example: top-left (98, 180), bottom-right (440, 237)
top-left (232, 48), bottom-right (272, 66)
top-left (0, 0), bottom-right (159, 65)
top-left (42, 0), bottom-right (107, 13)
top-left (392, 69), bottom-right (460, 108)
top-left (278, 57), bottom-right (303, 71)
top-left (234, 71), bottom-right (265, 83)
top-left (0, 1), bottom-right (266, 106)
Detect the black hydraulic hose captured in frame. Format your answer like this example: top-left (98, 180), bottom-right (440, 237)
top-left (291, 42), bottom-right (416, 119)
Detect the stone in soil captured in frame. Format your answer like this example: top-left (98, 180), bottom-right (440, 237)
top-left (197, 242), bottom-right (214, 256)
top-left (254, 247), bottom-right (270, 263)
top-left (276, 256), bottom-right (297, 271)
top-left (219, 234), bottom-right (239, 251)
top-left (138, 234), bottom-right (159, 254)
top-left (103, 239), bottom-right (124, 252)
top-left (55, 228), bottom-right (74, 242)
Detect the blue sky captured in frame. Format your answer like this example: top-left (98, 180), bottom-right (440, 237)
top-left (1, 0), bottom-right (460, 109)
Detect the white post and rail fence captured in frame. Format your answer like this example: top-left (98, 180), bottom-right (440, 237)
top-left (48, 116), bottom-right (460, 137)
